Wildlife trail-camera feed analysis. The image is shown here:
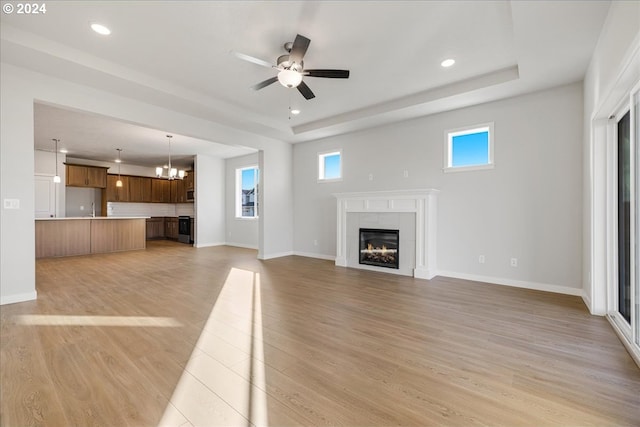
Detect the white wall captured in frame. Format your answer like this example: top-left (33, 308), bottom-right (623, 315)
top-left (1, 63), bottom-right (37, 304)
top-left (195, 154), bottom-right (225, 247)
top-left (225, 153), bottom-right (259, 249)
top-left (0, 62), bottom-right (293, 305)
top-left (293, 82), bottom-right (584, 294)
top-left (583, 1), bottom-right (640, 314)
top-left (259, 144), bottom-right (294, 259)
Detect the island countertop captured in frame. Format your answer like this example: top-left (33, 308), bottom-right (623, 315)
top-left (35, 217), bottom-right (147, 258)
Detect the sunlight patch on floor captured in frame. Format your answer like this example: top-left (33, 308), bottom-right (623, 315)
top-left (158, 267), bottom-right (268, 427)
top-left (13, 315), bottom-right (182, 327)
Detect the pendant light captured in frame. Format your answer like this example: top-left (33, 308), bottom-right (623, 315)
top-left (156, 134), bottom-right (184, 180)
top-left (52, 138), bottom-right (61, 183)
top-left (115, 148), bottom-right (123, 187)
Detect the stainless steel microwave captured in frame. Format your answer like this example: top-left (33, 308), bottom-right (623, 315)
top-left (186, 189), bottom-right (194, 202)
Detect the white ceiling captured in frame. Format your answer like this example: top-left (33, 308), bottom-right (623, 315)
top-left (1, 1), bottom-right (611, 165)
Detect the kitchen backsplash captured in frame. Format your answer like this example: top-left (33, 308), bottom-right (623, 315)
top-left (107, 202), bottom-right (195, 218)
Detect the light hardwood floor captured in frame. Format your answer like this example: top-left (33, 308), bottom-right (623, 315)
top-left (1, 240), bottom-right (639, 426)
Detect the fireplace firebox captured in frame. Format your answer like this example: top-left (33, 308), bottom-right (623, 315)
top-left (359, 228), bottom-right (399, 269)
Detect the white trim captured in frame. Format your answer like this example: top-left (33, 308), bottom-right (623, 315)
top-left (258, 251), bottom-right (295, 260)
top-left (293, 251), bottom-right (336, 261)
top-left (607, 313), bottom-right (640, 369)
top-left (582, 290), bottom-right (594, 315)
top-left (1, 291), bottom-right (38, 306)
top-left (235, 165), bottom-right (259, 219)
top-left (444, 122), bottom-right (494, 171)
top-left (318, 149), bottom-right (342, 182)
top-left (437, 270), bottom-right (584, 297)
top-left (225, 242), bottom-right (258, 250)
top-left (333, 189), bottom-right (439, 279)
top-left (194, 242), bottom-right (226, 248)
top-left (443, 164), bottom-right (494, 173)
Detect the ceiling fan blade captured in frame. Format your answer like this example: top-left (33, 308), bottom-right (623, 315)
top-left (289, 34), bottom-right (311, 65)
top-left (297, 80), bottom-right (315, 100)
top-left (304, 69), bottom-right (350, 79)
top-left (231, 51), bottom-right (275, 69)
top-left (251, 76), bottom-right (278, 91)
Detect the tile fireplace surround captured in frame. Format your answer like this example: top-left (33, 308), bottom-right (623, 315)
top-left (333, 189), bottom-right (439, 279)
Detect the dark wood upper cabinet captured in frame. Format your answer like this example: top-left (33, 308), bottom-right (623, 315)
top-left (129, 176), bottom-right (152, 203)
top-left (151, 179), bottom-right (171, 203)
top-left (106, 175), bottom-right (129, 202)
top-left (66, 164), bottom-right (108, 188)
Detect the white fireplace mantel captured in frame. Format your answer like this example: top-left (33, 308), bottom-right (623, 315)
top-left (333, 189), bottom-right (439, 280)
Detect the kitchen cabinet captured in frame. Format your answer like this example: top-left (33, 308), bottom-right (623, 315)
top-left (151, 179), bottom-right (171, 203)
top-left (175, 180), bottom-right (186, 203)
top-left (66, 164), bottom-right (108, 188)
top-left (129, 176), bottom-right (152, 202)
top-left (106, 175), bottom-right (129, 202)
top-left (145, 217), bottom-right (165, 239)
top-left (184, 171), bottom-right (194, 190)
top-left (165, 217), bottom-right (179, 239)
top-left (170, 180), bottom-right (179, 203)
top-left (36, 217), bottom-right (146, 258)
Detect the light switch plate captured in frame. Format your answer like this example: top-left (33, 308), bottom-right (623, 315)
top-left (3, 199), bottom-right (19, 209)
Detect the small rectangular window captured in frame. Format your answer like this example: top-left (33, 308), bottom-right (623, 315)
top-left (236, 166), bottom-right (258, 218)
top-left (444, 123), bottom-right (494, 172)
top-left (318, 150), bottom-right (342, 181)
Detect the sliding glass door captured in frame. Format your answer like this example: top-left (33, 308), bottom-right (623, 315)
top-left (617, 110), bottom-right (631, 325)
top-left (635, 88), bottom-right (639, 347)
top-left (611, 82), bottom-right (639, 354)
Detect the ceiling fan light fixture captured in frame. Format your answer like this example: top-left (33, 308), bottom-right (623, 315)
top-left (277, 69), bottom-right (303, 88)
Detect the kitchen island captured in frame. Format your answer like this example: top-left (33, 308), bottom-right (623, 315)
top-left (35, 217), bottom-right (147, 258)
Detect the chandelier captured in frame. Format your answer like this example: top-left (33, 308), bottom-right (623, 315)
top-left (156, 134), bottom-right (185, 180)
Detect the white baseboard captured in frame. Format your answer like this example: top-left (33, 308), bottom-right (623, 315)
top-left (194, 242), bottom-right (226, 248)
top-left (258, 251), bottom-right (295, 260)
top-left (437, 270), bottom-right (583, 296)
top-left (581, 290), bottom-right (598, 315)
top-left (1, 291), bottom-right (37, 306)
top-left (225, 242), bottom-right (258, 250)
top-left (293, 251), bottom-right (336, 261)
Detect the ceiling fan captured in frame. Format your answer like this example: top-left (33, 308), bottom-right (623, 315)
top-left (232, 34), bottom-right (350, 100)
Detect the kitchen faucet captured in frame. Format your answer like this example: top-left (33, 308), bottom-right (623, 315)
top-left (91, 202), bottom-right (96, 218)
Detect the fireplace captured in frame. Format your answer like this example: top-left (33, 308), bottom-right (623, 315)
top-left (359, 228), bottom-right (399, 269)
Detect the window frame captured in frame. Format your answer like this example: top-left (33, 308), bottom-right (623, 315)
top-left (235, 165), bottom-right (259, 219)
top-left (443, 122), bottom-right (494, 173)
top-left (318, 149), bottom-right (343, 182)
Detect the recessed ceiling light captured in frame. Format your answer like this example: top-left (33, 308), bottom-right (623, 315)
top-left (441, 58), bottom-right (455, 68)
top-left (290, 109), bottom-right (301, 115)
top-left (115, 158), bottom-right (122, 163)
top-left (90, 23), bottom-right (111, 36)
top-left (59, 148), bottom-right (68, 154)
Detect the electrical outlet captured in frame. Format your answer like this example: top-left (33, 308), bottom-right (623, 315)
top-left (403, 170), bottom-right (409, 178)
top-left (313, 240), bottom-right (318, 246)
top-left (80, 205), bottom-right (85, 211)
top-left (478, 255), bottom-right (485, 264)
top-left (510, 258), bottom-right (518, 267)
top-left (368, 173), bottom-right (374, 181)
